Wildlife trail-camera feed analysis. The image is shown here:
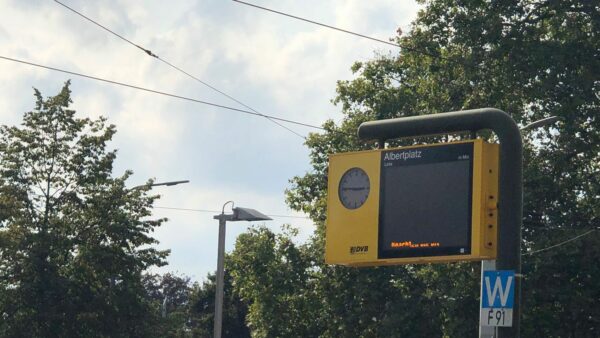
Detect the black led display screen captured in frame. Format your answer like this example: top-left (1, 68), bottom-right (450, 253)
top-left (378, 143), bottom-right (474, 259)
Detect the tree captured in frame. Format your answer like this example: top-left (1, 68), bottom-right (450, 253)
top-left (141, 271), bottom-right (251, 337)
top-left (143, 273), bottom-right (193, 336)
top-left (228, 225), bottom-right (322, 338)
top-left (232, 0), bottom-right (598, 336)
top-left (187, 271), bottom-right (250, 338)
top-left (0, 81), bottom-right (169, 337)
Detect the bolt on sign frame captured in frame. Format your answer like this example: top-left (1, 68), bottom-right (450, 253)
top-left (325, 139), bottom-right (499, 266)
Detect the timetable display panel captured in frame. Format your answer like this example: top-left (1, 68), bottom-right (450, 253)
top-left (378, 143), bottom-right (474, 259)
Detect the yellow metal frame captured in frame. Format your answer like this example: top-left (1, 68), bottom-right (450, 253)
top-left (325, 139), bottom-right (499, 266)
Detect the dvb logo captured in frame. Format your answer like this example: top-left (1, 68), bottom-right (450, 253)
top-left (350, 246), bottom-right (368, 254)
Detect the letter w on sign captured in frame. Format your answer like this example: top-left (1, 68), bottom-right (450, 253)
top-left (485, 275), bottom-right (513, 307)
top-left (481, 270), bottom-right (515, 309)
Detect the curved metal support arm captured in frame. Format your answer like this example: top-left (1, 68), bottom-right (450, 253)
top-left (358, 108), bottom-right (520, 146)
top-left (358, 108), bottom-right (523, 337)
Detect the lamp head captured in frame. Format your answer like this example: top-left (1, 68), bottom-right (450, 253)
top-left (232, 207), bottom-right (272, 222)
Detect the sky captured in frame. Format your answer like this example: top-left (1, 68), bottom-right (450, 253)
top-left (0, 0), bottom-right (421, 281)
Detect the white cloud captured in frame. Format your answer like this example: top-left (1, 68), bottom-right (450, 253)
top-left (0, 0), bottom-right (420, 281)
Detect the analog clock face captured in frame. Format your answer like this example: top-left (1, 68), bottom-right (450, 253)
top-left (338, 167), bottom-right (370, 209)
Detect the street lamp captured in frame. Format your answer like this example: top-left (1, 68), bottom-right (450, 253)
top-left (130, 180), bottom-right (190, 190)
top-left (120, 179), bottom-right (189, 317)
top-left (213, 201), bottom-right (272, 338)
top-left (520, 116), bottom-right (560, 131)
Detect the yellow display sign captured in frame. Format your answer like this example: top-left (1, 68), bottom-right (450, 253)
top-left (325, 139), bottom-right (499, 266)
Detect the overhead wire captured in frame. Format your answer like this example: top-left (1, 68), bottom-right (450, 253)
top-left (156, 206), bottom-right (599, 249)
top-left (522, 228), bottom-right (598, 256)
top-left (232, 0), bottom-right (457, 64)
top-left (233, 0), bottom-right (400, 47)
top-left (0, 55), bottom-right (331, 131)
top-left (156, 58), bottom-right (306, 139)
top-left (154, 206), bottom-right (310, 219)
top-left (53, 0), bottom-right (306, 139)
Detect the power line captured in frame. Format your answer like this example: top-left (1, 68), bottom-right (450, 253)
top-left (154, 58), bottom-right (307, 139)
top-left (523, 228), bottom-right (598, 256)
top-left (155, 206), bottom-right (310, 219)
top-left (232, 0), bottom-right (454, 63)
top-left (53, 0), bottom-right (306, 139)
top-left (54, 0), bottom-right (154, 57)
top-left (233, 0), bottom-right (400, 47)
top-left (0, 55), bottom-right (329, 132)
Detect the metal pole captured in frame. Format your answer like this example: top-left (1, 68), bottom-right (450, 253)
top-left (214, 216), bottom-right (226, 338)
top-left (479, 260), bottom-right (497, 338)
top-left (162, 295), bottom-right (168, 318)
top-left (358, 108), bottom-right (523, 338)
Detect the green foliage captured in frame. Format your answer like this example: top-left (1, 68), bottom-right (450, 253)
top-left (314, 263), bottom-right (446, 337)
top-left (0, 82), bottom-right (169, 337)
top-left (232, 0), bottom-right (599, 337)
top-left (143, 273), bottom-right (194, 337)
top-left (187, 271), bottom-right (250, 338)
top-left (229, 226), bottom-right (321, 338)
top-left (522, 230), bottom-right (600, 337)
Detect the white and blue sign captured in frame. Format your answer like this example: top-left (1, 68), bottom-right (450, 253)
top-left (480, 270), bottom-right (515, 327)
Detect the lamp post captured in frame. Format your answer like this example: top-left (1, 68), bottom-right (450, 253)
top-left (126, 179), bottom-right (188, 319)
top-left (213, 201), bottom-right (272, 338)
